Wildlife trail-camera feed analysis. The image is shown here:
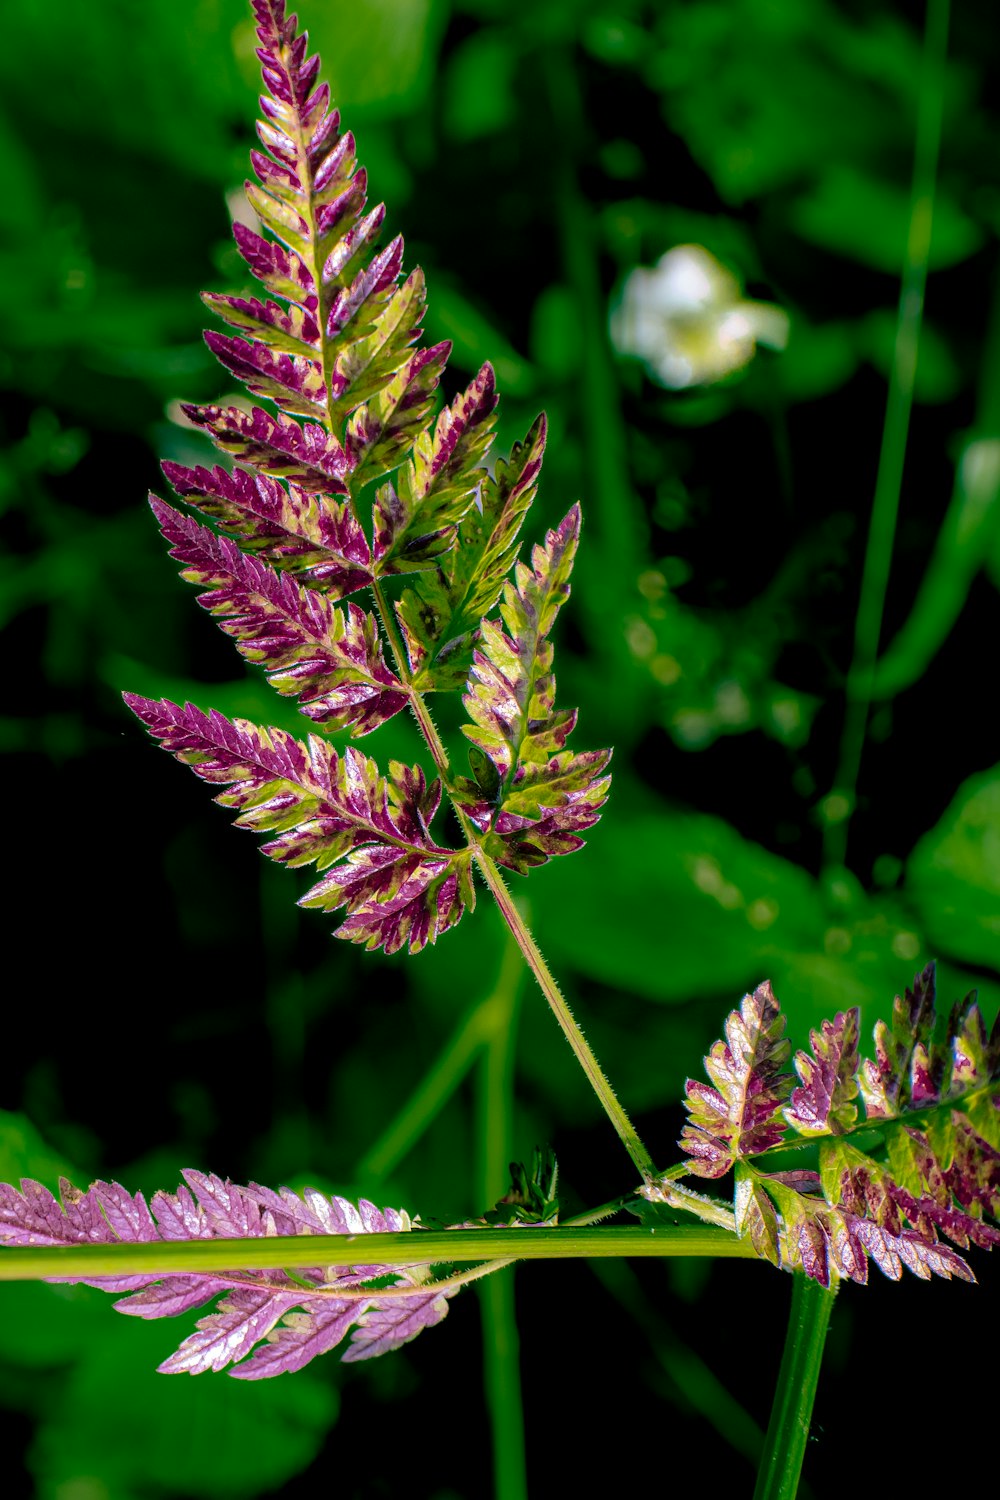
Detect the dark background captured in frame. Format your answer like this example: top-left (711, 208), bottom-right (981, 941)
top-left (1, 0), bottom-right (998, 1494)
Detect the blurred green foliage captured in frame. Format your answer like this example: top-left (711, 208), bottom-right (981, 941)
top-left (2, 0), bottom-right (998, 1495)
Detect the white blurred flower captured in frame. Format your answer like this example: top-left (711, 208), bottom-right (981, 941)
top-left (610, 244), bottom-right (789, 389)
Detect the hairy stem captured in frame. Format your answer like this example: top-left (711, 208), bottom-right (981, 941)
top-left (474, 848), bottom-right (657, 1183)
top-left (366, 572), bottom-right (656, 1187)
top-left (753, 1275), bottom-right (837, 1500)
top-left (0, 1225), bottom-right (753, 1282)
top-left (824, 0), bottom-right (950, 868)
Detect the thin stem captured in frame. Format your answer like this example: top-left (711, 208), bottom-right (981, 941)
top-left (474, 848), bottom-right (657, 1184)
top-left (0, 1225), bottom-right (753, 1282)
top-left (639, 1177), bottom-right (737, 1233)
top-left (753, 1275), bottom-right (837, 1500)
top-left (370, 576), bottom-right (456, 786)
top-left (477, 945), bottom-right (527, 1500)
top-left (825, 0), bottom-right (950, 868)
top-left (366, 569), bottom-right (657, 1187)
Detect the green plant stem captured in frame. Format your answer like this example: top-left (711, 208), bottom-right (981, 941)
top-left (477, 940), bottom-right (527, 1500)
top-left (474, 847), bottom-right (657, 1183)
top-left (0, 1225), bottom-right (753, 1281)
top-left (753, 1275), bottom-right (838, 1500)
top-left (825, 0), bottom-right (950, 868)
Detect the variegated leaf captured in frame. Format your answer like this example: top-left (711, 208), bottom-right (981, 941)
top-left (151, 497), bottom-right (402, 733)
top-left (679, 980), bottom-right (793, 1177)
top-left (123, 696), bottom-right (473, 954)
top-left (0, 1168), bottom-right (457, 1377)
top-left (372, 363), bottom-right (498, 573)
top-left (161, 461), bottom-right (370, 597)
top-left (398, 413), bottom-right (546, 689)
top-left (453, 504), bottom-right (611, 870)
top-left (179, 403), bottom-right (349, 492)
top-left (786, 1008), bottom-right (861, 1136)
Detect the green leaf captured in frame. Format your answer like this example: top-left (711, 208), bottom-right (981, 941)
top-left (789, 165), bottom-right (983, 272)
top-left (29, 1314), bottom-right (337, 1498)
top-left (906, 765), bottom-right (1000, 973)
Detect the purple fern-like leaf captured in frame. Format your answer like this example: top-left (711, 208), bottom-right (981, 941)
top-left (762, 1172), bottom-right (974, 1288)
top-left (341, 1288), bottom-right (453, 1362)
top-left (461, 504), bottom-right (580, 785)
top-left (0, 1171), bottom-right (459, 1377)
top-left (150, 497), bottom-right (403, 733)
top-left (680, 981), bottom-right (793, 1178)
top-left (205, 329), bottom-right (326, 417)
top-left (161, 461), bottom-right (371, 597)
top-left (189, 0), bottom-right (441, 474)
top-left (122, 696), bottom-right (473, 953)
top-left (178, 404), bottom-right (349, 492)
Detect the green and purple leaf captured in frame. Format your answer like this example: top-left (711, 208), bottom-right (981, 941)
top-left (858, 961), bottom-right (940, 1118)
top-left (203, 0), bottom-right (440, 445)
top-left (0, 1171), bottom-right (454, 1377)
top-left (680, 980), bottom-right (793, 1178)
top-left (346, 341), bottom-right (452, 488)
top-left (398, 413), bottom-right (547, 690)
top-left (455, 504), bottom-right (611, 871)
top-left (161, 461), bottom-right (371, 597)
top-left (678, 970), bottom-right (1000, 1287)
top-left (122, 697), bottom-right (473, 953)
top-left (151, 497), bottom-right (402, 733)
top-left (178, 404), bottom-right (349, 492)
top-left (372, 362), bottom-right (499, 573)
top-left (786, 1008), bottom-right (861, 1136)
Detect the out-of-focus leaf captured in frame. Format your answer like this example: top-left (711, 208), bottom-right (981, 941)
top-left (653, 0), bottom-right (927, 203)
top-left (289, 0), bottom-right (447, 116)
top-left (29, 1315), bottom-right (337, 1498)
top-left (860, 311), bottom-right (961, 404)
top-left (443, 32), bottom-right (517, 139)
top-left (531, 794), bottom-right (960, 1039)
top-left (0, 1111), bottom-right (70, 1197)
top-left (530, 285), bottom-right (584, 382)
top-left (775, 318), bottom-right (858, 402)
top-left (789, 165), bottom-right (983, 272)
top-left (906, 766), bottom-right (1000, 974)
